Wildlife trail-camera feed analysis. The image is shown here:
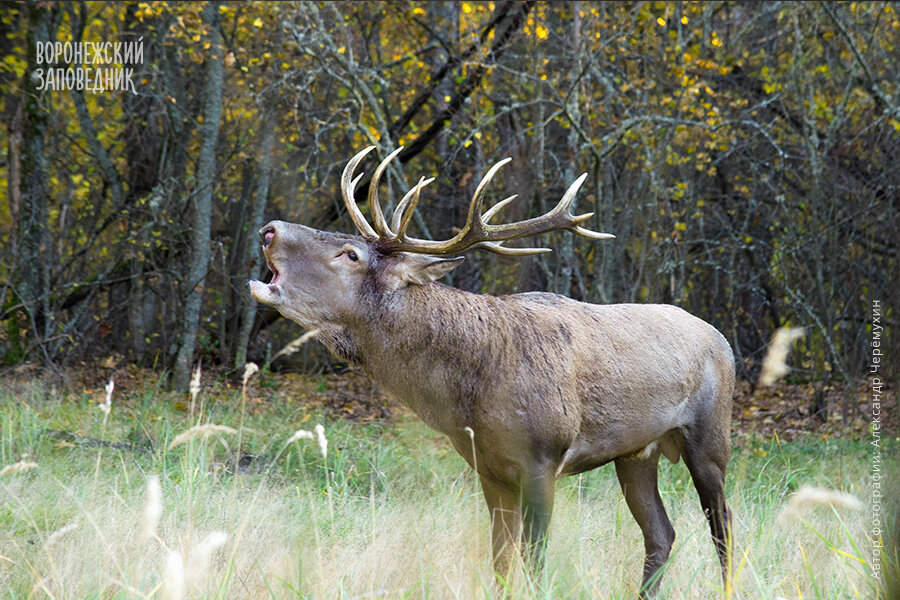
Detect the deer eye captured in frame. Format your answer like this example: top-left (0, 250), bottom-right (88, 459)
top-left (346, 250), bottom-right (358, 262)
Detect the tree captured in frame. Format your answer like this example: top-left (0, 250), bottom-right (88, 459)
top-left (174, 1), bottom-right (225, 389)
top-left (10, 1), bottom-right (56, 364)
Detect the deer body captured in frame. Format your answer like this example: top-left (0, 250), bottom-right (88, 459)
top-left (250, 148), bottom-right (733, 596)
top-left (339, 284), bottom-right (731, 475)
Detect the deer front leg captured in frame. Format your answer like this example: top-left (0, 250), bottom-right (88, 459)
top-left (520, 471), bottom-right (556, 573)
top-left (480, 475), bottom-right (522, 581)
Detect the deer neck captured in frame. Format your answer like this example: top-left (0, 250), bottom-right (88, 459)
top-left (344, 283), bottom-right (494, 433)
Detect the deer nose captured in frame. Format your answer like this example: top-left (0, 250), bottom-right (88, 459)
top-left (260, 225), bottom-right (276, 247)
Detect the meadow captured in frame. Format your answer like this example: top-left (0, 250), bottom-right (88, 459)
top-left (0, 371), bottom-right (893, 599)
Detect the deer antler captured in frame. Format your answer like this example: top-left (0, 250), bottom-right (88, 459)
top-left (339, 146), bottom-right (614, 256)
top-left (340, 146), bottom-right (378, 238)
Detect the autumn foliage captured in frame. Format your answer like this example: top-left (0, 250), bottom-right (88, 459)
top-left (0, 1), bottom-right (896, 390)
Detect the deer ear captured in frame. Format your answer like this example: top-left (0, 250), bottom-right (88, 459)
top-left (395, 254), bottom-right (464, 287)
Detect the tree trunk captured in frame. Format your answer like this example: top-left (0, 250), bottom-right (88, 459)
top-left (174, 1), bottom-right (224, 389)
top-left (556, 2), bottom-right (582, 297)
top-left (221, 162), bottom-right (254, 365)
top-left (234, 103), bottom-right (276, 373)
top-left (14, 1), bottom-right (55, 362)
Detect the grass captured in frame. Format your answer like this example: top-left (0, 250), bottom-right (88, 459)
top-left (0, 374), bottom-right (894, 599)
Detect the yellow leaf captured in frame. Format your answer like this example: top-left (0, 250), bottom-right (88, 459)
top-left (656, 17), bottom-right (666, 26)
top-left (252, 17), bottom-right (263, 27)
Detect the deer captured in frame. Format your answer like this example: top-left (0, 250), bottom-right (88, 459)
top-left (249, 146), bottom-right (734, 596)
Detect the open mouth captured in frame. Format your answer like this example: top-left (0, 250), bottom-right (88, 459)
top-left (261, 245), bottom-right (281, 286)
top-left (267, 261), bottom-right (281, 286)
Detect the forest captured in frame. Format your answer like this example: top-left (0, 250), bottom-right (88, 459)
top-left (2, 1), bottom-right (896, 389)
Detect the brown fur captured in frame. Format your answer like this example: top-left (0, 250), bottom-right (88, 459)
top-left (250, 220), bottom-right (734, 596)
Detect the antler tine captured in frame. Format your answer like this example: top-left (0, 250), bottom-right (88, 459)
top-left (575, 226), bottom-right (615, 240)
top-left (465, 157), bottom-right (513, 233)
top-left (482, 194), bottom-right (518, 224)
top-left (551, 173), bottom-right (616, 240)
top-left (367, 146), bottom-right (405, 237)
top-left (340, 146), bottom-right (377, 237)
top-left (350, 172), bottom-right (365, 198)
top-left (471, 241), bottom-right (552, 256)
top-left (393, 176), bottom-right (432, 239)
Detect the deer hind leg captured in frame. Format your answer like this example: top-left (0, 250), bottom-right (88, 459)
top-left (681, 430), bottom-right (732, 586)
top-left (615, 450), bottom-right (675, 598)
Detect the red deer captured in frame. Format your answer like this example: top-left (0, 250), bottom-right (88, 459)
top-left (250, 147), bottom-right (734, 596)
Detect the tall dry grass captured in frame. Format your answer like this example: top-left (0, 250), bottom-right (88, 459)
top-left (0, 376), bottom-right (891, 599)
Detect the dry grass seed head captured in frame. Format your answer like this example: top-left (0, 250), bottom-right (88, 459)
top-left (242, 362), bottom-right (259, 390)
top-left (271, 329), bottom-right (321, 362)
top-left (43, 521), bottom-right (79, 549)
top-left (186, 531), bottom-right (228, 591)
top-left (168, 424), bottom-right (238, 450)
top-left (0, 460), bottom-right (38, 476)
top-left (189, 363), bottom-right (202, 404)
top-left (778, 484), bottom-right (863, 524)
top-left (314, 423), bottom-right (328, 459)
top-left (286, 429), bottom-right (315, 445)
top-left (759, 326), bottom-right (806, 386)
top-left (140, 475), bottom-right (163, 542)
top-left (162, 550), bottom-right (185, 600)
top-left (286, 425), bottom-right (327, 459)
top-left (100, 378), bottom-right (114, 417)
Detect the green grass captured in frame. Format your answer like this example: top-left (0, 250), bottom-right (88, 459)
top-left (0, 376), bottom-right (894, 599)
